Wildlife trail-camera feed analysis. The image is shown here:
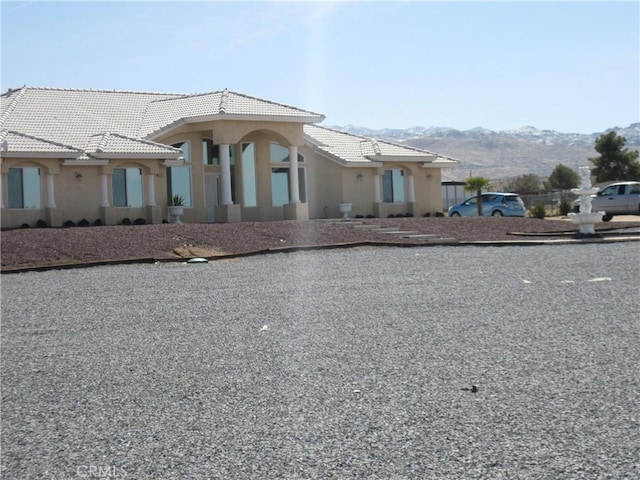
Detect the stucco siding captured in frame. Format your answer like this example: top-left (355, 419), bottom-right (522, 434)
top-left (304, 150), bottom-right (344, 219)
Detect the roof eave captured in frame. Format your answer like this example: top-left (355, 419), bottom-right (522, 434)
top-left (313, 149), bottom-right (383, 168)
top-left (369, 155), bottom-right (439, 162)
top-left (2, 152), bottom-right (82, 159)
top-left (92, 153), bottom-right (181, 160)
top-left (61, 158), bottom-right (109, 166)
top-left (187, 113), bottom-right (325, 124)
top-left (421, 161), bottom-right (460, 169)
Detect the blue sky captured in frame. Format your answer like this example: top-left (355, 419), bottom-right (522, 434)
top-left (1, 1), bottom-right (638, 134)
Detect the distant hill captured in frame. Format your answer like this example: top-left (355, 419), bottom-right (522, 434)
top-left (330, 123), bottom-right (640, 181)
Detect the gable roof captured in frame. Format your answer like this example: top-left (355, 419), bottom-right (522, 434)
top-left (0, 86), bottom-right (325, 157)
top-left (140, 90), bottom-right (325, 138)
top-left (304, 124), bottom-right (459, 167)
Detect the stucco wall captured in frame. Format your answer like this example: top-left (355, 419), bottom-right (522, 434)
top-left (303, 148), bottom-right (344, 219)
top-left (1, 122), bottom-right (452, 228)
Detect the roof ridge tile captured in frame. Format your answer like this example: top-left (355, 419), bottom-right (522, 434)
top-left (0, 87), bottom-right (28, 127)
top-left (3, 85), bottom-right (186, 97)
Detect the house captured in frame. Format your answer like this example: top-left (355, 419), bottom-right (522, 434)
top-left (0, 87), bottom-right (458, 229)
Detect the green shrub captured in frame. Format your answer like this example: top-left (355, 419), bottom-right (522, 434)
top-left (530, 202), bottom-right (546, 219)
top-left (558, 198), bottom-right (572, 216)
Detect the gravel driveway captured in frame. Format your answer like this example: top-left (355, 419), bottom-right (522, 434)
top-left (1, 243), bottom-right (638, 479)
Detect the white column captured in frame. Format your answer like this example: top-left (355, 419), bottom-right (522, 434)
top-left (47, 174), bottom-right (56, 208)
top-left (146, 174), bottom-right (156, 206)
top-left (407, 174), bottom-right (415, 202)
top-left (220, 144), bottom-right (233, 205)
top-left (100, 174), bottom-right (110, 207)
top-left (288, 145), bottom-right (300, 204)
top-left (0, 173), bottom-right (4, 209)
top-left (374, 174), bottom-right (382, 203)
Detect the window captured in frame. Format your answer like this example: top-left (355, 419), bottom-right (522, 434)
top-left (203, 140), bottom-right (235, 166)
top-left (167, 166), bottom-right (192, 207)
top-left (382, 169), bottom-right (405, 203)
top-left (168, 142), bottom-right (193, 207)
top-left (242, 143), bottom-right (257, 207)
top-left (271, 168), bottom-right (289, 207)
top-left (599, 186), bottom-right (615, 196)
top-left (113, 168), bottom-right (143, 207)
top-left (270, 143), bottom-right (306, 207)
top-left (270, 143), bottom-right (290, 163)
top-left (173, 141), bottom-right (190, 163)
top-left (8, 167), bottom-right (41, 209)
top-left (271, 167), bottom-right (307, 207)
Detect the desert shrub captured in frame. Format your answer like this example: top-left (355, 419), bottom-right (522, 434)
top-left (36, 219), bottom-right (49, 228)
top-left (121, 218), bottom-right (132, 225)
top-left (77, 219), bottom-right (90, 227)
top-left (405, 213), bottom-right (413, 217)
top-left (94, 219), bottom-right (103, 226)
top-left (435, 212), bottom-right (444, 217)
top-left (21, 223), bottom-right (30, 228)
top-left (134, 218), bottom-right (146, 225)
top-left (366, 214), bottom-right (376, 218)
top-left (530, 202), bottom-right (546, 219)
top-left (63, 220), bottom-right (76, 228)
top-left (558, 198), bottom-right (573, 216)
top-left (424, 212), bottom-right (431, 217)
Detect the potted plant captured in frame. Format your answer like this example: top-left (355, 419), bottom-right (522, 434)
top-left (168, 194), bottom-right (185, 223)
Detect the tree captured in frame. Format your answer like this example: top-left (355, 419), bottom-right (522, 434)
top-left (547, 163), bottom-right (580, 190)
top-left (465, 176), bottom-right (492, 216)
top-left (589, 131), bottom-right (640, 183)
top-left (503, 174), bottom-right (542, 194)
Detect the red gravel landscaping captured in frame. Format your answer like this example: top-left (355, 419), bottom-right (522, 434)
top-left (2, 217), bottom-right (639, 271)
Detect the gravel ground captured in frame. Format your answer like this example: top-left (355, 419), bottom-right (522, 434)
top-left (2, 217), bottom-right (640, 271)
top-left (1, 243), bottom-right (638, 479)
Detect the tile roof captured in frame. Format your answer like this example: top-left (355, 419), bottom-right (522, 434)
top-left (0, 129), bottom-right (83, 156)
top-left (84, 132), bottom-right (182, 157)
top-left (0, 86), bottom-right (456, 168)
top-left (304, 125), bottom-right (459, 166)
top-left (0, 86), bottom-right (324, 157)
top-left (140, 90), bottom-right (325, 138)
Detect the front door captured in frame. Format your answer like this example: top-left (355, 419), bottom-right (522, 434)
top-left (204, 173), bottom-right (220, 222)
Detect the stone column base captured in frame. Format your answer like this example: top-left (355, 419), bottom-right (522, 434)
top-left (283, 202), bottom-right (309, 221)
top-left (215, 204), bottom-right (242, 223)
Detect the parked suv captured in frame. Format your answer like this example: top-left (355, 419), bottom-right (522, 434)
top-left (448, 192), bottom-right (526, 217)
top-left (574, 181), bottom-right (640, 221)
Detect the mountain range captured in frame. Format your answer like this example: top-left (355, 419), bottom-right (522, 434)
top-left (331, 123), bottom-right (640, 181)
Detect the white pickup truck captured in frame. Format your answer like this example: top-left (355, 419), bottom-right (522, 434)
top-left (578, 181), bottom-right (640, 221)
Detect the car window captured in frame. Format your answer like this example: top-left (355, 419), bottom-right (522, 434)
top-left (630, 184), bottom-right (640, 194)
top-left (465, 196), bottom-right (478, 205)
top-left (617, 185), bottom-right (626, 195)
top-left (504, 196), bottom-right (520, 203)
top-left (599, 186), bottom-right (616, 196)
top-left (483, 194), bottom-right (497, 202)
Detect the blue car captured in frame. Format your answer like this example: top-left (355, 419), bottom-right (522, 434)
top-left (448, 192), bottom-right (526, 217)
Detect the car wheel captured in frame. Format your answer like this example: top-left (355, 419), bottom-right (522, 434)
top-left (491, 210), bottom-right (503, 217)
top-left (450, 212), bottom-right (461, 217)
top-left (602, 213), bottom-right (613, 222)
